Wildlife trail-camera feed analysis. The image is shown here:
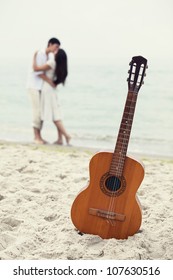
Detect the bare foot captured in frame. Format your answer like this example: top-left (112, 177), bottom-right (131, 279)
top-left (66, 135), bottom-right (71, 146)
top-left (53, 140), bottom-right (63, 145)
top-left (34, 139), bottom-right (45, 145)
top-left (34, 138), bottom-right (48, 145)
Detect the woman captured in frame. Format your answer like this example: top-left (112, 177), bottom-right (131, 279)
top-left (33, 49), bottom-right (71, 145)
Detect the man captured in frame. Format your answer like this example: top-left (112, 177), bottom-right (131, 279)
top-left (27, 37), bottom-right (60, 144)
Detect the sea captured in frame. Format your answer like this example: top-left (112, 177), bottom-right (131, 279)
top-left (0, 57), bottom-right (172, 158)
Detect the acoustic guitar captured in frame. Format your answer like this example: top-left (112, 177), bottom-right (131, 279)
top-left (71, 56), bottom-right (148, 239)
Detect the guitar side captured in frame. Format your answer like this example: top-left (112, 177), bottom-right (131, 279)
top-left (71, 151), bottom-right (144, 239)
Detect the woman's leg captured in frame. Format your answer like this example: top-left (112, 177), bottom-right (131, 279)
top-left (55, 128), bottom-right (63, 145)
top-left (54, 120), bottom-right (71, 145)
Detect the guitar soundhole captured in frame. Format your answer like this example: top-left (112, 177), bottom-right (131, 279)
top-left (105, 176), bottom-right (121, 192)
top-left (100, 172), bottom-right (126, 197)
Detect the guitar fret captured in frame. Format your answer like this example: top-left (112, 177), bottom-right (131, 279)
top-left (111, 164), bottom-right (125, 169)
top-left (122, 117), bottom-right (133, 121)
top-left (117, 137), bottom-right (130, 142)
top-left (114, 149), bottom-right (127, 154)
top-left (125, 101), bottom-right (136, 105)
top-left (112, 154), bottom-right (126, 161)
top-left (124, 107), bottom-right (135, 110)
top-left (120, 124), bottom-right (132, 128)
top-left (126, 99), bottom-right (136, 103)
top-left (110, 165), bottom-right (124, 170)
top-left (119, 128), bottom-right (131, 132)
top-left (123, 111), bottom-right (134, 115)
top-left (116, 137), bottom-right (129, 142)
top-left (111, 161), bottom-right (125, 167)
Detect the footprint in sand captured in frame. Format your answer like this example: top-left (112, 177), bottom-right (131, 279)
top-left (0, 233), bottom-right (16, 251)
top-left (0, 194), bottom-right (5, 201)
top-left (31, 188), bottom-right (41, 193)
top-left (44, 214), bottom-right (57, 222)
top-left (2, 217), bottom-right (23, 228)
top-left (59, 174), bottom-right (67, 179)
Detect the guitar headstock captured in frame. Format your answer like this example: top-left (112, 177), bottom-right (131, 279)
top-left (127, 56), bottom-right (148, 93)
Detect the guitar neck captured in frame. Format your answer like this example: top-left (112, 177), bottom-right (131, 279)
top-left (109, 90), bottom-right (138, 176)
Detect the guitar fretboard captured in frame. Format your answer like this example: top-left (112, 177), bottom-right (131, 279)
top-left (109, 91), bottom-right (138, 176)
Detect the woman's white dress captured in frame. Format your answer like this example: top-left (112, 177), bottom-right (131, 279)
top-left (41, 53), bottom-right (62, 121)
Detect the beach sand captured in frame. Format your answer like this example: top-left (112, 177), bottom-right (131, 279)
top-left (0, 141), bottom-right (173, 260)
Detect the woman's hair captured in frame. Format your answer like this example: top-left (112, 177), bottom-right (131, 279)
top-left (54, 49), bottom-right (68, 85)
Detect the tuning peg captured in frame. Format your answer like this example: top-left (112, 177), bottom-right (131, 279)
top-left (128, 70), bottom-right (130, 73)
top-left (146, 65), bottom-right (148, 69)
top-left (127, 78), bottom-right (129, 82)
top-left (129, 62), bottom-right (132, 66)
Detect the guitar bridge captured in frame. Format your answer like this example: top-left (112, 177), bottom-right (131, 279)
top-left (89, 208), bottom-right (126, 222)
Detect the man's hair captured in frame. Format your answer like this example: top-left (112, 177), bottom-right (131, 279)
top-left (48, 37), bottom-right (61, 46)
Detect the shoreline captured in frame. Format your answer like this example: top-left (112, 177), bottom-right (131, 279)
top-left (0, 140), bottom-right (173, 260)
top-left (0, 139), bottom-right (172, 161)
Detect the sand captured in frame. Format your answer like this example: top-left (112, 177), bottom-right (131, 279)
top-left (0, 141), bottom-right (173, 260)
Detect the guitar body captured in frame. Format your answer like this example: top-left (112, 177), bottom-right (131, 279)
top-left (71, 151), bottom-right (144, 239)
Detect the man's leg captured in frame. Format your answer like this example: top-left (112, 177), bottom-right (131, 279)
top-left (28, 89), bottom-right (45, 143)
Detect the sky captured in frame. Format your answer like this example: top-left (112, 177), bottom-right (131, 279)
top-left (0, 0), bottom-right (173, 64)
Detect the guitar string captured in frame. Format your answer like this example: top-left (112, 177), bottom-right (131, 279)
top-left (107, 99), bottom-right (132, 215)
top-left (108, 91), bottom-right (136, 216)
top-left (106, 60), bottom-right (144, 215)
top-left (107, 63), bottom-right (145, 217)
top-left (107, 88), bottom-right (138, 217)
